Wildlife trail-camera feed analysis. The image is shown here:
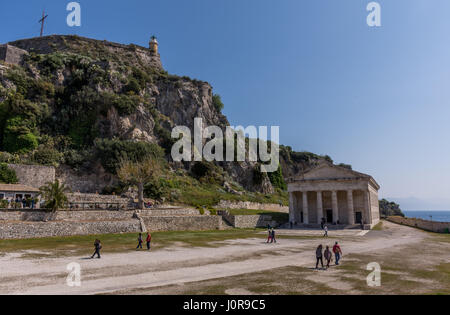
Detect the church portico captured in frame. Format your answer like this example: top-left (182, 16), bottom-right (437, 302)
top-left (287, 162), bottom-right (380, 229)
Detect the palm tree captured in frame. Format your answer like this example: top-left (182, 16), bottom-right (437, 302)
top-left (39, 179), bottom-right (70, 213)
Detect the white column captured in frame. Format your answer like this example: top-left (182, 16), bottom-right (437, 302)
top-left (366, 190), bottom-right (372, 224)
top-left (363, 190), bottom-right (371, 225)
top-left (302, 191), bottom-right (309, 224)
top-left (331, 190), bottom-right (339, 224)
top-left (289, 192), bottom-right (295, 223)
top-left (347, 190), bottom-right (355, 225)
top-left (316, 191), bottom-right (323, 224)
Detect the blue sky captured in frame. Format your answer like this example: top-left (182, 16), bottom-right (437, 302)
top-left (1, 0), bottom-right (449, 209)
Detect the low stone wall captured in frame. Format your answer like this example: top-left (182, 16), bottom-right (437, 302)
top-left (142, 215), bottom-right (222, 232)
top-left (216, 211), bottom-right (278, 229)
top-left (233, 215), bottom-right (278, 229)
top-left (387, 216), bottom-right (450, 233)
top-left (67, 193), bottom-right (129, 204)
top-left (0, 220), bottom-right (141, 240)
top-left (215, 200), bottom-right (288, 213)
top-left (0, 208), bottom-right (200, 222)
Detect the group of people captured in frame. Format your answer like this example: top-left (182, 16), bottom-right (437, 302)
top-left (136, 232), bottom-right (152, 250)
top-left (90, 232), bottom-right (153, 259)
top-left (266, 226), bottom-right (277, 243)
top-left (315, 242), bottom-right (342, 269)
top-left (3, 196), bottom-right (39, 209)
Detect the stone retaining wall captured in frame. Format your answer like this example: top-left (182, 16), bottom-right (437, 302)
top-left (216, 211), bottom-right (278, 229)
top-left (0, 208), bottom-right (200, 222)
top-left (215, 200), bottom-right (288, 213)
top-left (8, 164), bottom-right (55, 189)
top-left (0, 220), bottom-right (141, 240)
top-left (142, 215), bottom-right (222, 232)
top-left (387, 216), bottom-right (450, 233)
top-left (233, 215), bottom-right (278, 229)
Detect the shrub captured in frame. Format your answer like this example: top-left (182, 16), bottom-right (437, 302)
top-left (111, 94), bottom-right (140, 116)
top-left (123, 78), bottom-right (141, 95)
top-left (3, 131), bottom-right (38, 154)
top-left (32, 145), bottom-right (63, 166)
top-left (267, 164), bottom-right (287, 191)
top-left (212, 94), bottom-right (224, 112)
top-left (95, 138), bottom-right (164, 173)
top-left (191, 161), bottom-right (213, 179)
top-left (0, 163), bottom-right (18, 184)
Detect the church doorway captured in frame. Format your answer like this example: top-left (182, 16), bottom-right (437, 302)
top-left (326, 209), bottom-right (333, 223)
top-left (355, 212), bottom-right (362, 224)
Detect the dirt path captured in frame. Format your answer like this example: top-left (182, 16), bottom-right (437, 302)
top-left (0, 221), bottom-right (427, 295)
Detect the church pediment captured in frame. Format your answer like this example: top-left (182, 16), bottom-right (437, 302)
top-left (296, 163), bottom-right (370, 181)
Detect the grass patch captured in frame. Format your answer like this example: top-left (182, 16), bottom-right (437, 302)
top-left (371, 221), bottom-right (383, 231)
top-left (0, 229), bottom-right (266, 258)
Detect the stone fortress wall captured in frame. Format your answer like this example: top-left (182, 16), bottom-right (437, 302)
top-left (8, 164), bottom-right (55, 189)
top-left (387, 216), bottom-right (450, 233)
top-left (215, 200), bottom-right (288, 213)
top-left (0, 44), bottom-right (28, 65)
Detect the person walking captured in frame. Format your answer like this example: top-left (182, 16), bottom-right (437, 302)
top-left (266, 228), bottom-right (272, 243)
top-left (91, 239), bottom-right (102, 259)
top-left (146, 232), bottom-right (152, 250)
top-left (315, 244), bottom-right (324, 269)
top-left (323, 225), bottom-right (328, 237)
top-left (333, 242), bottom-right (343, 265)
top-left (324, 245), bottom-right (332, 268)
top-left (270, 229), bottom-right (277, 243)
top-left (136, 233), bottom-right (143, 249)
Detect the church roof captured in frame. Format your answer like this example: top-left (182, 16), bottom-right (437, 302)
top-left (287, 161), bottom-right (380, 190)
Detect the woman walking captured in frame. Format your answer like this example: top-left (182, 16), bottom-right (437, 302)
top-left (136, 233), bottom-right (143, 249)
top-left (315, 244), bottom-right (324, 269)
top-left (324, 245), bottom-right (332, 268)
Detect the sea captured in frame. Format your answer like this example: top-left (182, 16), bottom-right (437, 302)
top-left (403, 211), bottom-right (450, 223)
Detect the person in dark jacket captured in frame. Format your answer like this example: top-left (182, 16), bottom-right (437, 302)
top-left (270, 229), bottom-right (277, 243)
top-left (91, 239), bottom-right (102, 259)
top-left (136, 233), bottom-right (143, 249)
top-left (315, 244), bottom-right (324, 269)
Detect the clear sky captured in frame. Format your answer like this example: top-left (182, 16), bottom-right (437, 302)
top-left (1, 0), bottom-right (449, 210)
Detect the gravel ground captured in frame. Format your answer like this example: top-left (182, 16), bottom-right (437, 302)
top-left (0, 221), bottom-right (430, 295)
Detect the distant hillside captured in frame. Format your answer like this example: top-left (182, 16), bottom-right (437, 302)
top-left (0, 35), bottom-right (335, 206)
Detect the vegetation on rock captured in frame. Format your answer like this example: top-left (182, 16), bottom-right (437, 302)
top-left (379, 199), bottom-right (404, 217)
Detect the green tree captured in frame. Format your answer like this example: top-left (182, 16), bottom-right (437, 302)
top-left (0, 163), bottom-right (18, 184)
top-left (39, 180), bottom-right (70, 213)
top-left (212, 94), bottom-right (224, 112)
top-left (117, 156), bottom-right (162, 209)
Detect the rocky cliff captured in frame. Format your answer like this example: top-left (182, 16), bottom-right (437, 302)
top-left (0, 35), bottom-right (332, 203)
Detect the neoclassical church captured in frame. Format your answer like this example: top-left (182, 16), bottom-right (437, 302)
top-left (287, 162), bottom-right (380, 229)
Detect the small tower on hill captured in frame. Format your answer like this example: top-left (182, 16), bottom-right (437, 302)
top-left (149, 36), bottom-right (158, 55)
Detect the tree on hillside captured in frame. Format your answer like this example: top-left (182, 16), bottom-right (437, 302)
top-left (39, 179), bottom-right (70, 213)
top-left (117, 156), bottom-right (162, 209)
top-left (379, 199), bottom-right (404, 217)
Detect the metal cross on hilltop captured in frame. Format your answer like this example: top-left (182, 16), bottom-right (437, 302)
top-left (39, 10), bottom-right (48, 37)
